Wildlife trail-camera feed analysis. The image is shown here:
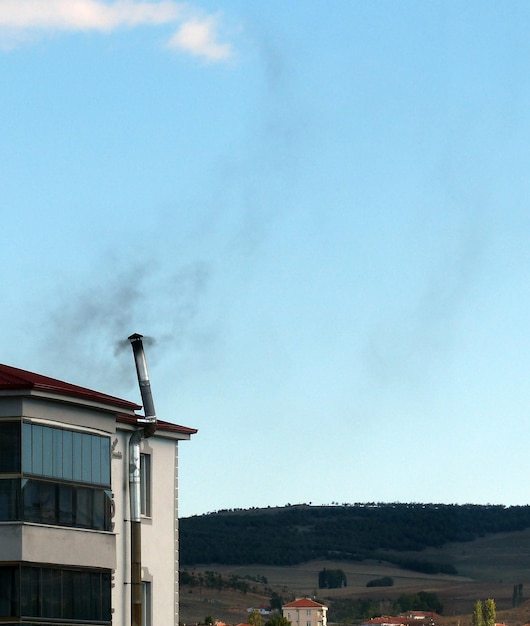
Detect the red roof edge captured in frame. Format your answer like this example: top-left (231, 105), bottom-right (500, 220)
top-left (0, 363), bottom-right (140, 411)
top-left (116, 413), bottom-right (197, 435)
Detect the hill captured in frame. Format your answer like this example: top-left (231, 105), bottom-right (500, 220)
top-left (178, 504), bottom-right (530, 626)
top-left (180, 503), bottom-right (530, 568)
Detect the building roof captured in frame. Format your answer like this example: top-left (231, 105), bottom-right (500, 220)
top-left (0, 363), bottom-right (140, 410)
top-left (0, 363), bottom-right (197, 436)
top-left (283, 599), bottom-right (327, 609)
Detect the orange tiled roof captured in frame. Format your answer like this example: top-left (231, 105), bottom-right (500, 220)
top-left (283, 599), bottom-right (327, 609)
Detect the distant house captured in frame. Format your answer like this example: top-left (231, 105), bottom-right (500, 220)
top-left (248, 607), bottom-right (272, 616)
top-left (283, 598), bottom-right (328, 626)
top-left (398, 612), bottom-right (442, 622)
top-left (361, 617), bottom-right (406, 626)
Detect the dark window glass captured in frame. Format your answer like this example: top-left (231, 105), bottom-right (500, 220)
top-left (42, 568), bottom-right (61, 618)
top-left (21, 566), bottom-right (40, 617)
top-left (93, 489), bottom-right (105, 530)
top-left (22, 480), bottom-right (42, 523)
top-left (76, 486), bottom-right (93, 528)
top-left (39, 482), bottom-right (56, 524)
top-left (0, 566), bottom-right (19, 617)
top-left (21, 479), bottom-right (110, 530)
top-left (102, 572), bottom-right (111, 621)
top-left (58, 483), bottom-right (74, 525)
top-left (62, 569), bottom-right (74, 619)
top-left (0, 479), bottom-right (19, 521)
top-left (0, 422), bottom-right (21, 473)
top-left (20, 566), bottom-right (110, 623)
top-left (73, 570), bottom-right (90, 619)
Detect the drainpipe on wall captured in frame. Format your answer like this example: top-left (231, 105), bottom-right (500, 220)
top-left (128, 333), bottom-right (158, 626)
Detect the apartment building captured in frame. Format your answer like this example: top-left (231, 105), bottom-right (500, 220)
top-left (0, 356), bottom-right (196, 626)
top-left (283, 598), bottom-right (328, 626)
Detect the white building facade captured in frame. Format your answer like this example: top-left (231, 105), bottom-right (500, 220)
top-left (283, 598), bottom-right (328, 626)
top-left (0, 362), bottom-right (195, 626)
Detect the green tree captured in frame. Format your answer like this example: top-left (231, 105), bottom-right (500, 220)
top-left (265, 617), bottom-right (291, 626)
top-left (270, 592), bottom-right (284, 612)
top-left (513, 584), bottom-right (523, 607)
top-left (472, 601), bottom-right (484, 626)
top-left (250, 609), bottom-right (263, 626)
top-left (483, 599), bottom-right (496, 626)
top-left (204, 616), bottom-right (214, 625)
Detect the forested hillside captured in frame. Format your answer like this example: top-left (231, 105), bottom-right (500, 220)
top-left (179, 503), bottom-right (530, 567)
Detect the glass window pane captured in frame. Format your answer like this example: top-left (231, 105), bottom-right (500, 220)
top-left (52, 429), bottom-right (63, 479)
top-left (41, 568), bottom-right (61, 618)
top-left (91, 435), bottom-right (101, 485)
top-left (0, 422), bottom-right (21, 473)
top-left (101, 437), bottom-right (110, 486)
top-left (72, 432), bottom-right (82, 481)
top-left (0, 479), bottom-right (19, 521)
top-left (76, 487), bottom-right (92, 528)
top-left (0, 566), bottom-right (19, 617)
top-left (62, 430), bottom-right (73, 480)
top-left (22, 480), bottom-right (41, 523)
top-left (93, 489), bottom-right (105, 530)
top-left (82, 434), bottom-right (92, 483)
top-left (62, 569), bottom-right (74, 619)
top-left (58, 484), bottom-right (74, 526)
top-left (102, 572), bottom-right (111, 621)
top-left (39, 482), bottom-right (56, 524)
top-left (31, 425), bottom-right (43, 475)
top-left (21, 567), bottom-right (40, 617)
top-left (42, 427), bottom-right (53, 477)
top-left (73, 570), bottom-right (90, 619)
top-left (22, 422), bottom-right (32, 473)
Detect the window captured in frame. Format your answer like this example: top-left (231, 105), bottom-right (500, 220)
top-left (140, 453), bottom-right (151, 517)
top-left (142, 581), bottom-right (152, 626)
top-left (0, 566), bottom-right (19, 618)
top-left (21, 479), bottom-right (111, 531)
top-left (0, 421), bottom-right (21, 473)
top-left (22, 423), bottom-right (111, 487)
top-left (19, 566), bottom-right (111, 623)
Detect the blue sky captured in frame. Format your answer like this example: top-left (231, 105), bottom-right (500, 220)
top-left (3, 1), bottom-right (530, 518)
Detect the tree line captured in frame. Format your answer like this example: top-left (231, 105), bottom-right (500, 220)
top-left (180, 502), bottom-right (530, 567)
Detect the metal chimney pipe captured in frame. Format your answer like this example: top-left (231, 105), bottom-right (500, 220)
top-left (127, 333), bottom-right (158, 626)
top-left (128, 333), bottom-right (157, 437)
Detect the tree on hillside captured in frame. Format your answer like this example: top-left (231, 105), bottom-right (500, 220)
top-left (318, 568), bottom-right (347, 589)
top-left (513, 584), bottom-right (523, 608)
top-left (472, 601), bottom-right (484, 626)
top-left (483, 599), bottom-right (496, 626)
top-left (250, 609), bottom-right (263, 626)
top-left (270, 592), bottom-right (284, 612)
top-left (265, 617), bottom-right (291, 626)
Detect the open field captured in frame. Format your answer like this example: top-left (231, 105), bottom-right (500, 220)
top-left (179, 528), bottom-right (530, 626)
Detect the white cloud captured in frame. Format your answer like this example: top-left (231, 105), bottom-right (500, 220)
top-left (0, 0), bottom-right (233, 61)
top-left (167, 15), bottom-right (232, 62)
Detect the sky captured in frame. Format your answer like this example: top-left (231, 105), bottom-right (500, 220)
top-left (2, 0), bottom-right (530, 518)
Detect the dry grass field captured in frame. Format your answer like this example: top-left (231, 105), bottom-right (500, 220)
top-left (179, 527), bottom-right (530, 626)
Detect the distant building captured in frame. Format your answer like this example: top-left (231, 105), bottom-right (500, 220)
top-left (361, 617), bottom-right (405, 626)
top-left (283, 598), bottom-right (328, 626)
top-left (0, 361), bottom-right (196, 625)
